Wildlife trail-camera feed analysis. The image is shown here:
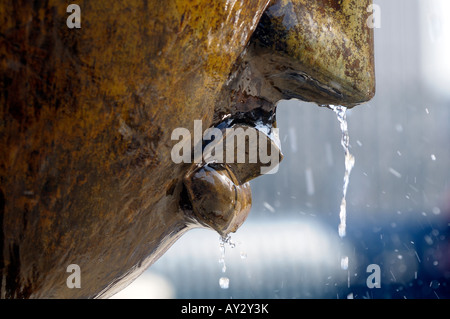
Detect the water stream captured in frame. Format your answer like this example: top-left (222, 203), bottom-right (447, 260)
top-left (329, 105), bottom-right (355, 294)
top-left (329, 105), bottom-right (355, 239)
top-left (215, 105), bottom-right (356, 292)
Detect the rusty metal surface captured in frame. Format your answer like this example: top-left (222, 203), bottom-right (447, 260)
top-left (0, 0), bottom-right (374, 298)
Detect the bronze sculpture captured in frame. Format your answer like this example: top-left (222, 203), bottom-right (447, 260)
top-left (0, 0), bottom-right (374, 298)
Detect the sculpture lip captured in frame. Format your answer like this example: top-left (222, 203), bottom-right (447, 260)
top-left (182, 162), bottom-right (252, 237)
top-left (180, 109), bottom-right (283, 236)
top-left (279, 70), bottom-right (345, 100)
top-left (202, 108), bottom-right (283, 183)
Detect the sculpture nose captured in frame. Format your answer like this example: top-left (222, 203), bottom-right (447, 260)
top-left (244, 0), bottom-right (376, 107)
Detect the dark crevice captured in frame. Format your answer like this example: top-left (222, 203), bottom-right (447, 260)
top-left (5, 243), bottom-right (20, 298)
top-left (0, 189), bottom-right (4, 296)
top-left (179, 182), bottom-right (193, 213)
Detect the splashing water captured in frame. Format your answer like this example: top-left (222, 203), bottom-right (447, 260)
top-left (218, 235), bottom-right (235, 289)
top-left (329, 105), bottom-right (355, 238)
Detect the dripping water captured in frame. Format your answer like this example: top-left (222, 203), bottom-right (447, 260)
top-left (218, 234), bottom-right (235, 289)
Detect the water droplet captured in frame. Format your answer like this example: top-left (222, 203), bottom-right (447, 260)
top-left (432, 207), bottom-right (441, 215)
top-left (219, 260), bottom-right (226, 273)
top-left (395, 124), bottom-right (403, 132)
top-left (388, 167), bottom-right (402, 178)
top-left (219, 236), bottom-right (227, 273)
top-left (424, 235), bottom-right (434, 245)
top-left (219, 277), bottom-right (230, 289)
top-left (218, 235), bottom-right (236, 288)
top-left (263, 202), bottom-right (275, 213)
top-left (341, 256), bottom-right (349, 270)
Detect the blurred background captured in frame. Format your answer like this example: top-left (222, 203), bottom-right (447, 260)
top-left (112, 0), bottom-right (450, 299)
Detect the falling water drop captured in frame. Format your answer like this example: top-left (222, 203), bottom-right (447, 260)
top-left (218, 235), bottom-right (234, 289)
top-left (429, 280), bottom-right (440, 290)
top-left (340, 256), bottom-right (349, 270)
top-left (219, 236), bottom-right (227, 273)
top-left (219, 277), bottom-right (230, 289)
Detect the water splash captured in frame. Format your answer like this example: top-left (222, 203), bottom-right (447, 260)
top-left (218, 235), bottom-right (235, 289)
top-left (329, 105), bottom-right (355, 238)
top-left (340, 256), bottom-right (349, 270)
